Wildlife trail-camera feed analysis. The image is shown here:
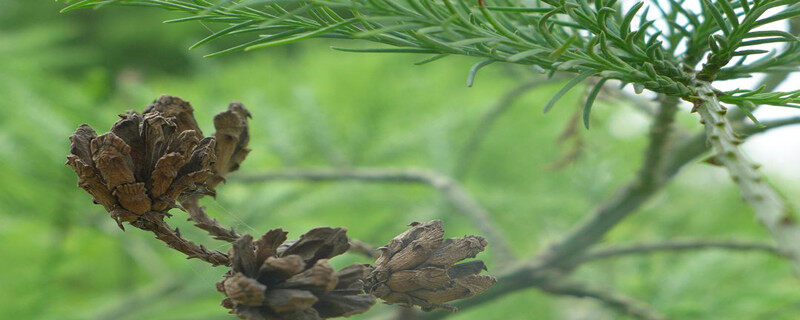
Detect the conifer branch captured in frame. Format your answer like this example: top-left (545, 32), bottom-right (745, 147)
top-left (62, 0), bottom-right (800, 112)
top-left (692, 82), bottom-right (800, 275)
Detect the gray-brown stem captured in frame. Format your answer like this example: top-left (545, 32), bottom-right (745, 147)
top-left (694, 82), bottom-right (800, 275)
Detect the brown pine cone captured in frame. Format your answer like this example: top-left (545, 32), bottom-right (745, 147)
top-left (364, 220), bottom-right (496, 311)
top-left (219, 227), bottom-right (376, 320)
top-left (66, 95), bottom-right (250, 227)
top-left (207, 101), bottom-right (251, 189)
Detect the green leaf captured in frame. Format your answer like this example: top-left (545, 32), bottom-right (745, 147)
top-left (740, 37), bottom-right (794, 47)
top-left (739, 101), bottom-right (764, 127)
top-left (555, 60), bottom-right (585, 71)
top-left (506, 48), bottom-right (548, 62)
top-left (702, 0), bottom-right (730, 36)
top-left (414, 54), bottom-right (449, 65)
top-left (486, 6), bottom-right (551, 13)
top-left (163, 15), bottom-right (240, 24)
top-left (584, 78), bottom-right (608, 129)
top-left (204, 29), bottom-right (309, 57)
top-left (330, 47), bottom-right (437, 53)
top-left (353, 24), bottom-right (423, 38)
top-left (245, 18), bottom-right (357, 51)
top-left (743, 30), bottom-right (799, 41)
top-left (60, 0), bottom-right (94, 13)
top-left (738, 0), bottom-right (750, 12)
top-left (718, 0), bottom-right (739, 28)
top-left (732, 49), bottom-right (769, 56)
top-left (190, 20), bottom-right (258, 50)
top-left (620, 2), bottom-right (644, 36)
top-left (543, 72), bottom-right (593, 113)
top-left (467, 59), bottom-right (496, 87)
top-left (550, 34), bottom-right (578, 58)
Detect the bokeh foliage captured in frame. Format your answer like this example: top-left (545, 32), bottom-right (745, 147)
top-left (1, 1), bottom-right (800, 319)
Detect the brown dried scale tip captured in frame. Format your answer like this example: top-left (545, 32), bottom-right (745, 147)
top-left (364, 220), bottom-right (496, 312)
top-left (218, 228), bottom-right (376, 320)
top-left (209, 101), bottom-right (251, 189)
top-left (65, 95), bottom-right (251, 227)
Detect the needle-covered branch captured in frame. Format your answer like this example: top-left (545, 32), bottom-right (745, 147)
top-left (234, 168), bottom-right (515, 262)
top-left (63, 0), bottom-right (800, 114)
top-left (692, 82), bottom-right (800, 275)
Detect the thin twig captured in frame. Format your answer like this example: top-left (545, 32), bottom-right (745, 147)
top-left (455, 77), bottom-right (550, 179)
top-left (570, 239), bottom-right (782, 265)
top-left (694, 82), bottom-right (800, 275)
top-left (349, 239), bottom-right (381, 259)
top-left (472, 240), bottom-right (781, 319)
top-left (539, 280), bottom-right (669, 320)
top-left (450, 239), bottom-right (782, 318)
top-left (90, 278), bottom-right (184, 320)
top-left (185, 197), bottom-right (384, 260)
top-left (233, 168), bottom-right (516, 262)
top-left (425, 265), bottom-right (669, 320)
top-left (132, 213), bottom-right (230, 266)
top-left (537, 95), bottom-right (680, 267)
top-left (182, 198), bottom-right (241, 243)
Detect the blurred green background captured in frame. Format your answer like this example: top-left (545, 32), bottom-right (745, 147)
top-left (2, 1), bottom-right (800, 319)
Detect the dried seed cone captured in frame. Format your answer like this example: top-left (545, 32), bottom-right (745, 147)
top-left (219, 228), bottom-right (376, 320)
top-left (209, 102), bottom-right (251, 189)
top-left (66, 95), bottom-right (251, 226)
top-left (364, 220), bottom-right (496, 311)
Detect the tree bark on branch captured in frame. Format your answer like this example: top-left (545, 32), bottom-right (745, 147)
top-left (694, 82), bottom-right (800, 275)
